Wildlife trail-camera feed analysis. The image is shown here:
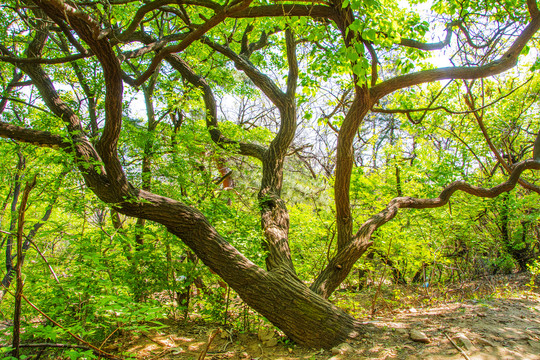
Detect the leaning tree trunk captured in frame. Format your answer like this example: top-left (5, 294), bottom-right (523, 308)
top-left (118, 189), bottom-right (363, 348)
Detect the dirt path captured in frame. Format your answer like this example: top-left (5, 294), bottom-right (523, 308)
top-left (115, 290), bottom-right (540, 360)
top-left (358, 296), bottom-right (540, 359)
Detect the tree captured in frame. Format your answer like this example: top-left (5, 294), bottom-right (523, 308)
top-left (1, 0), bottom-right (539, 348)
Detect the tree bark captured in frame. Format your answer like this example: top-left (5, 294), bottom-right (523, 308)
top-left (113, 188), bottom-right (362, 348)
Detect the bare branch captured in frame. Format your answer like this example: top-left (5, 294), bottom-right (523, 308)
top-left (371, 15), bottom-right (540, 100)
top-left (230, 4), bottom-right (337, 20)
top-left (399, 21), bottom-right (459, 51)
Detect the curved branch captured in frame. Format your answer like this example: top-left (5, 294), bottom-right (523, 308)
top-left (371, 14), bottom-right (540, 100)
top-left (35, 0), bottom-right (130, 195)
top-left (373, 76), bottom-right (530, 120)
top-left (0, 122), bottom-right (70, 149)
top-left (333, 92), bottom-right (373, 253)
top-left (116, 0), bottom-right (180, 42)
top-left (391, 160), bottom-right (540, 209)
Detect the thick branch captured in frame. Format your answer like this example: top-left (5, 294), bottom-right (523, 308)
top-left (257, 28), bottom-right (299, 272)
top-left (364, 41), bottom-right (378, 86)
top-left (14, 54), bottom-right (115, 204)
top-left (0, 122), bottom-right (70, 149)
top-left (334, 93), bottom-right (372, 251)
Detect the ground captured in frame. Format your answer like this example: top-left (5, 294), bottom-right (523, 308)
top-left (106, 273), bottom-right (540, 360)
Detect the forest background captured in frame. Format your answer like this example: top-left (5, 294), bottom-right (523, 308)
top-left (1, 0), bottom-right (540, 358)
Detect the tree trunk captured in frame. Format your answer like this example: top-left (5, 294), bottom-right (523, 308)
top-left (116, 189), bottom-right (363, 348)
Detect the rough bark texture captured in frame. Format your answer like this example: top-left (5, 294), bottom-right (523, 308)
top-left (116, 189), bottom-right (362, 348)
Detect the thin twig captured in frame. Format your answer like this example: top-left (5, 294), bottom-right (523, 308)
top-left (18, 343), bottom-right (93, 350)
top-left (27, 239), bottom-right (61, 284)
top-left (18, 293), bottom-right (122, 360)
top-left (198, 328), bottom-right (221, 360)
top-left (445, 332), bottom-right (471, 360)
top-left (99, 326), bottom-right (122, 350)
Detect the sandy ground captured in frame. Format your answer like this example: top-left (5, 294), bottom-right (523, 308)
top-left (110, 276), bottom-right (540, 360)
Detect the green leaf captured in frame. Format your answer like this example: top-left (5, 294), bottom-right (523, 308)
top-left (354, 42), bottom-right (365, 55)
top-left (349, 19), bottom-right (362, 32)
top-left (352, 63), bottom-right (366, 76)
top-left (346, 48), bottom-right (360, 62)
top-left (362, 29), bottom-right (377, 42)
top-left (531, 58), bottom-right (540, 72)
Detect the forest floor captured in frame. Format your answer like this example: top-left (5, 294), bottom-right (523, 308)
top-left (109, 273), bottom-right (540, 360)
